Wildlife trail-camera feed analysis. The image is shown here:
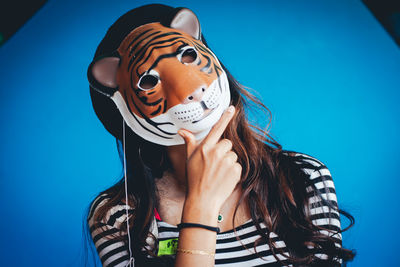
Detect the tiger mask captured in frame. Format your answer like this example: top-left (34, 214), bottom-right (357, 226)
top-left (88, 8), bottom-right (231, 146)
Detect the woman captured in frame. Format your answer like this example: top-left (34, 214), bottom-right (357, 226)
top-left (86, 4), bottom-right (355, 267)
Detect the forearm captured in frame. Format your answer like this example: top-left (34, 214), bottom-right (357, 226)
top-left (174, 106), bottom-right (239, 266)
top-left (175, 199), bottom-right (219, 267)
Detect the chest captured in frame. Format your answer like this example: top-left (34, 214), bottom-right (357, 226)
top-left (155, 220), bottom-right (292, 266)
top-left (155, 176), bottom-right (251, 232)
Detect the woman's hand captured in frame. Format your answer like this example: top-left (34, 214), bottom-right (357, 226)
top-left (178, 105), bottom-right (242, 224)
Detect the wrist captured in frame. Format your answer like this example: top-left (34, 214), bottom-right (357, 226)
top-left (177, 222), bottom-right (220, 233)
top-left (181, 197), bottom-right (220, 226)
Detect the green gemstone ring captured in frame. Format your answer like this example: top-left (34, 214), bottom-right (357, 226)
top-left (217, 214), bottom-right (224, 223)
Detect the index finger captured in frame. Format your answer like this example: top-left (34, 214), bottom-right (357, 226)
top-left (202, 105), bottom-right (235, 145)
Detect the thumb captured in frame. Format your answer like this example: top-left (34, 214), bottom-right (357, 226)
top-left (178, 129), bottom-right (197, 159)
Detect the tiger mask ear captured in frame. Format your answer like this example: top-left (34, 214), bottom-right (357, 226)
top-left (169, 8), bottom-right (201, 40)
top-left (87, 54), bottom-right (120, 97)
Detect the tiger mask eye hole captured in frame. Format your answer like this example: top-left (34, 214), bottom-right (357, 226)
top-left (138, 74), bottom-right (159, 90)
top-left (181, 48), bottom-right (197, 64)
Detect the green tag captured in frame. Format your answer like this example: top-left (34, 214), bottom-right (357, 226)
top-left (157, 238), bottom-right (178, 256)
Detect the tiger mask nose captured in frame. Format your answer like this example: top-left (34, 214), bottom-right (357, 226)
top-left (182, 87), bottom-right (206, 104)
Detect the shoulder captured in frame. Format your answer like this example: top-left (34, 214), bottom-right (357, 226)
top-left (284, 150), bottom-right (342, 243)
top-left (87, 192), bottom-right (135, 230)
top-left (283, 151), bottom-right (327, 172)
top-left (282, 150), bottom-right (340, 220)
top-left (284, 151), bottom-right (342, 227)
top-left (87, 192), bottom-right (135, 266)
top-left (283, 151), bottom-right (335, 190)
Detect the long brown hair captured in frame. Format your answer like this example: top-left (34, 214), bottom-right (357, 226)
top-left (86, 56), bottom-right (356, 266)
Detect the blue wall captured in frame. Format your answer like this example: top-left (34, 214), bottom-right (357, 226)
top-left (0, 0), bottom-right (399, 266)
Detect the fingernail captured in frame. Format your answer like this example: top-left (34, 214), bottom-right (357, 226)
top-left (227, 105), bottom-right (235, 113)
top-left (178, 130), bottom-right (186, 138)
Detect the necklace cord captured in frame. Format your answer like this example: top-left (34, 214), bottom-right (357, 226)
top-left (123, 120), bottom-right (134, 266)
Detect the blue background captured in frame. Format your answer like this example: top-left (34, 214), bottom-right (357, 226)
top-left (1, 0), bottom-right (399, 266)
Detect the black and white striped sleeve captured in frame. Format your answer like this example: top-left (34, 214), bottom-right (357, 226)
top-left (87, 193), bottom-right (135, 267)
top-left (295, 153), bottom-right (343, 263)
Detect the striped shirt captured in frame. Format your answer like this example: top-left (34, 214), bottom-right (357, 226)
top-left (88, 152), bottom-right (342, 266)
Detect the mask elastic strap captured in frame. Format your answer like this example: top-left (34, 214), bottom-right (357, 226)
top-left (123, 120), bottom-right (134, 267)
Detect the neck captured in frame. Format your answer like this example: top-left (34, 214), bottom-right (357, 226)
top-left (161, 144), bottom-right (250, 227)
top-left (166, 144), bottom-right (188, 189)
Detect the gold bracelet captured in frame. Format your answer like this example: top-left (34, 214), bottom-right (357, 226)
top-left (176, 248), bottom-right (215, 257)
